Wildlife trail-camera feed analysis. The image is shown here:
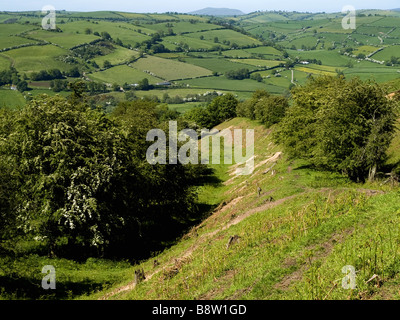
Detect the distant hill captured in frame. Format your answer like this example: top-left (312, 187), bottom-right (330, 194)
top-left (189, 7), bottom-right (245, 16)
top-left (393, 8), bottom-right (400, 11)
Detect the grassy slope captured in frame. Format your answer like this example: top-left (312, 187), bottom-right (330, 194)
top-left (89, 117), bottom-right (400, 301)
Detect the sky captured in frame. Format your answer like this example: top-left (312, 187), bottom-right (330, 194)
top-left (1, 0), bottom-right (399, 14)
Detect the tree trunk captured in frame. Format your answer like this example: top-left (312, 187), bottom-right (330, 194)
top-left (368, 165), bottom-right (377, 182)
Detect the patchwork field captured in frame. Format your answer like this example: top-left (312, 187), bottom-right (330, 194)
top-left (93, 46), bottom-right (139, 66)
top-left (185, 29), bottom-right (262, 47)
top-left (230, 58), bottom-right (282, 68)
top-left (162, 35), bottom-right (220, 51)
top-left (88, 65), bottom-right (164, 85)
top-left (132, 55), bottom-right (213, 80)
top-left (287, 49), bottom-right (353, 66)
top-left (372, 45), bottom-right (400, 62)
top-left (184, 57), bottom-right (259, 73)
top-left (2, 45), bottom-right (70, 74)
top-left (0, 10), bottom-right (399, 109)
top-left (145, 21), bottom-right (224, 34)
top-left (177, 76), bottom-right (288, 95)
top-left (26, 29), bottom-right (98, 48)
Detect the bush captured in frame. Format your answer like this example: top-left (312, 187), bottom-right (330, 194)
top-left (225, 68), bottom-right (250, 80)
top-left (185, 94), bottom-right (238, 129)
top-left (275, 76), bottom-right (397, 182)
top-left (254, 96), bottom-right (289, 128)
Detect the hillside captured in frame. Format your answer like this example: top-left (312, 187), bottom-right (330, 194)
top-left (189, 8), bottom-right (245, 16)
top-left (89, 117), bottom-right (400, 301)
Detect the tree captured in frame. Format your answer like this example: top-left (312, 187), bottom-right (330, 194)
top-left (250, 73), bottom-right (263, 82)
top-left (225, 68), bottom-right (250, 80)
top-left (113, 83), bottom-right (121, 92)
top-left (0, 96), bottom-right (207, 259)
top-left (186, 94), bottom-right (239, 129)
top-left (101, 31), bottom-right (112, 40)
top-left (103, 60), bottom-right (112, 69)
top-left (138, 78), bottom-right (151, 91)
top-left (254, 95), bottom-right (289, 128)
top-left (275, 76), bottom-right (397, 182)
top-left (17, 80), bottom-right (28, 92)
top-left (237, 90), bottom-right (270, 120)
top-left (208, 94), bottom-right (238, 126)
top-left (50, 79), bottom-right (68, 92)
top-left (67, 66), bottom-right (81, 78)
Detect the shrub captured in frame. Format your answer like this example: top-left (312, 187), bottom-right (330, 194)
top-left (275, 76), bottom-right (397, 182)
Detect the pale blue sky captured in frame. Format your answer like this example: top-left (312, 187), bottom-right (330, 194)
top-left (2, 0), bottom-right (399, 14)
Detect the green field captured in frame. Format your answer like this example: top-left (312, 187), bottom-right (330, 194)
top-left (2, 45), bottom-right (70, 74)
top-left (59, 21), bottom-right (152, 46)
top-left (0, 23), bottom-right (40, 50)
top-left (93, 46), bottom-right (139, 66)
top-left (220, 49), bottom-right (254, 58)
top-left (177, 76), bottom-right (288, 94)
top-left (162, 35), bottom-right (220, 51)
top-left (184, 57), bottom-right (259, 73)
top-left (281, 35), bottom-right (319, 49)
top-left (230, 58), bottom-right (282, 68)
top-left (244, 46), bottom-right (283, 57)
top-left (287, 49), bottom-right (353, 67)
top-left (145, 21), bottom-right (223, 34)
top-left (0, 10), bottom-right (399, 107)
top-left (372, 45), bottom-right (400, 62)
top-left (344, 64), bottom-right (400, 83)
top-left (185, 29), bottom-right (262, 47)
top-left (0, 54), bottom-right (12, 70)
top-left (88, 65), bottom-right (163, 85)
top-left (132, 55), bottom-right (213, 80)
top-left (353, 45), bottom-right (381, 56)
top-left (0, 36), bottom-right (38, 50)
top-left (27, 29), bottom-right (98, 48)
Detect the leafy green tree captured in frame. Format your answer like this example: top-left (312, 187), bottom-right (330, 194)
top-left (17, 80), bottom-right (28, 92)
top-left (138, 78), bottom-right (151, 91)
top-left (236, 90), bottom-right (270, 120)
top-left (0, 96), bottom-right (138, 256)
top-left (185, 94), bottom-right (238, 129)
top-left (208, 93), bottom-right (238, 125)
top-left (103, 60), bottom-right (112, 69)
top-left (225, 68), bottom-right (250, 80)
top-left (275, 76), bottom-right (397, 182)
top-left (0, 96), bottom-right (208, 259)
top-left (250, 73), bottom-right (263, 82)
top-left (101, 31), bottom-right (112, 40)
top-left (67, 66), bottom-right (81, 78)
top-left (112, 83), bottom-right (121, 92)
top-left (254, 95), bottom-right (289, 128)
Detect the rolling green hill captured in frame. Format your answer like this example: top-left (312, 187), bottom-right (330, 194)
top-left (1, 9), bottom-right (400, 107)
top-left (87, 116), bottom-right (400, 301)
top-left (189, 8), bottom-right (245, 16)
